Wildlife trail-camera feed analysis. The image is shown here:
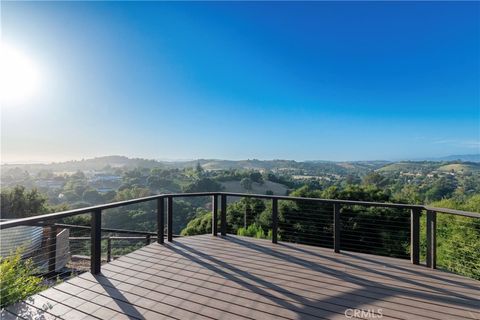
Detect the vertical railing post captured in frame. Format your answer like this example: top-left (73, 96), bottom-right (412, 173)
top-left (410, 208), bottom-right (421, 265)
top-left (146, 234), bottom-right (151, 245)
top-left (272, 198), bottom-right (278, 244)
top-left (220, 194), bottom-right (227, 236)
top-left (107, 237), bottom-right (112, 262)
top-left (212, 195), bottom-right (218, 236)
top-left (426, 210), bottom-right (437, 269)
top-left (333, 203), bottom-right (341, 253)
top-left (157, 197), bottom-right (164, 244)
top-left (48, 225), bottom-right (57, 274)
top-left (167, 196), bottom-right (173, 242)
top-left (244, 201), bottom-right (249, 229)
top-left (91, 209), bottom-right (102, 274)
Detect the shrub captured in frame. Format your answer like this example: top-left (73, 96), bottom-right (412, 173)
top-left (181, 212), bottom-right (212, 236)
top-left (237, 223), bottom-right (273, 240)
top-left (0, 250), bottom-right (46, 308)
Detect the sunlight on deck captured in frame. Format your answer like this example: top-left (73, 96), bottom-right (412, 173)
top-left (3, 235), bottom-right (480, 320)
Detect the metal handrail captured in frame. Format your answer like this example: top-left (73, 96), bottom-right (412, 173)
top-left (54, 223), bottom-right (157, 236)
top-left (1, 191), bottom-right (478, 274)
top-left (2, 191), bottom-right (478, 230)
top-left (423, 206), bottom-right (480, 218)
top-left (0, 192), bottom-right (480, 230)
top-left (0, 192), bottom-right (217, 229)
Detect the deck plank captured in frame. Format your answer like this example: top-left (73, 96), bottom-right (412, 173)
top-left (167, 238), bottom-right (480, 304)
top-left (125, 240), bottom-right (477, 314)
top-left (126, 243), bottom-right (480, 312)
top-left (107, 251), bottom-right (472, 320)
top-left (6, 234), bottom-right (480, 320)
top-left (179, 235), bottom-right (480, 294)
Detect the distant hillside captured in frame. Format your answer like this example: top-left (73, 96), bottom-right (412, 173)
top-left (377, 161), bottom-right (480, 174)
top-left (167, 159), bottom-right (389, 175)
top-left (417, 154), bottom-right (480, 162)
top-left (437, 163), bottom-right (480, 173)
top-left (1, 156), bottom-right (166, 173)
top-left (221, 180), bottom-right (289, 195)
top-left (377, 162), bottom-right (439, 173)
top-left (3, 155), bottom-right (479, 176)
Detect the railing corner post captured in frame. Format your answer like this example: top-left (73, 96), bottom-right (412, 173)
top-left (167, 196), bottom-right (173, 242)
top-left (333, 203), bottom-right (341, 253)
top-left (91, 209), bottom-right (102, 274)
top-left (157, 197), bottom-right (165, 244)
top-left (212, 195), bottom-right (218, 236)
top-left (244, 199), bottom-right (249, 229)
top-left (272, 198), bottom-right (278, 244)
top-left (410, 208), bottom-right (421, 265)
top-left (426, 210), bottom-right (437, 269)
top-left (107, 237), bottom-right (112, 262)
top-left (220, 194), bottom-right (227, 236)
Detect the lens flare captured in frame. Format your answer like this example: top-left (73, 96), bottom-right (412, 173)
top-left (0, 43), bottom-right (40, 105)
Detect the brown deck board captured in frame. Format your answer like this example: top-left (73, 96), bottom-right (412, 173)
top-left (126, 244), bottom-right (479, 312)
top-left (182, 235), bottom-right (480, 288)
top-left (106, 251), bottom-right (473, 320)
top-left (165, 237), bottom-right (480, 297)
top-left (6, 234), bottom-right (480, 320)
top-left (133, 244), bottom-right (475, 313)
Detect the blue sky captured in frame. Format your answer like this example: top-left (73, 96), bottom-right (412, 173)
top-left (1, 2), bottom-right (479, 162)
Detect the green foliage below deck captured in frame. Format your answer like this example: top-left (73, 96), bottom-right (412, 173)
top-left (0, 251), bottom-right (47, 308)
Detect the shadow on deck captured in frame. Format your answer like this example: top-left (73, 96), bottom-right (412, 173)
top-left (3, 234), bottom-right (480, 320)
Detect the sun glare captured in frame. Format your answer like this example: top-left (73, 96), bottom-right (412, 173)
top-left (0, 43), bottom-right (40, 105)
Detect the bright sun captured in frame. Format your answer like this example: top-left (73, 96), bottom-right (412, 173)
top-left (0, 43), bottom-right (40, 105)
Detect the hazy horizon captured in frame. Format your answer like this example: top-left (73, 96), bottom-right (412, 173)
top-left (2, 2), bottom-right (479, 163)
top-left (2, 152), bottom-right (480, 166)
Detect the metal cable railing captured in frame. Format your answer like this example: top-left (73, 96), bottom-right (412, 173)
top-left (1, 191), bottom-right (479, 308)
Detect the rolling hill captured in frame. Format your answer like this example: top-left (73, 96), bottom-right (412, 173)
top-left (437, 163), bottom-right (480, 173)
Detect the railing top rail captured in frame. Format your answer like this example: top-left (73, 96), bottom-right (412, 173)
top-left (1, 191), bottom-right (478, 229)
top-left (0, 194), bottom-right (163, 229)
top-left (53, 223), bottom-right (157, 236)
top-left (0, 192), bottom-right (218, 229)
top-left (221, 192), bottom-right (424, 209)
top-left (223, 192), bottom-right (480, 218)
top-left (424, 206), bottom-right (480, 218)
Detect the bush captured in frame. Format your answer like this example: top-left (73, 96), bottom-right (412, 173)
top-left (422, 196), bottom-right (480, 280)
top-left (237, 223), bottom-right (273, 240)
top-left (0, 250), bottom-right (46, 308)
top-left (181, 211), bottom-right (212, 236)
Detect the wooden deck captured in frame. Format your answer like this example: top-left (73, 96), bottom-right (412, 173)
top-left (3, 234), bottom-right (480, 320)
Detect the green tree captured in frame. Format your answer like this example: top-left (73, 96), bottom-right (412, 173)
top-left (181, 210), bottom-right (212, 236)
top-left (249, 171), bottom-right (264, 184)
top-left (363, 172), bottom-right (389, 188)
top-left (237, 223), bottom-right (272, 239)
top-left (394, 184), bottom-right (423, 204)
top-left (345, 174), bottom-right (361, 185)
top-left (0, 186), bottom-right (50, 218)
top-left (121, 168), bottom-right (147, 188)
top-left (102, 187), bottom-right (155, 231)
top-left (425, 176), bottom-right (457, 202)
top-left (423, 195), bottom-right (480, 279)
top-left (278, 185), bottom-right (409, 258)
top-left (195, 162), bottom-right (205, 178)
top-left (226, 198), bottom-right (266, 233)
top-left (182, 178), bottom-right (223, 193)
top-left (114, 186), bottom-right (151, 201)
top-left (82, 189), bottom-right (104, 205)
top-left (240, 178), bottom-right (253, 191)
